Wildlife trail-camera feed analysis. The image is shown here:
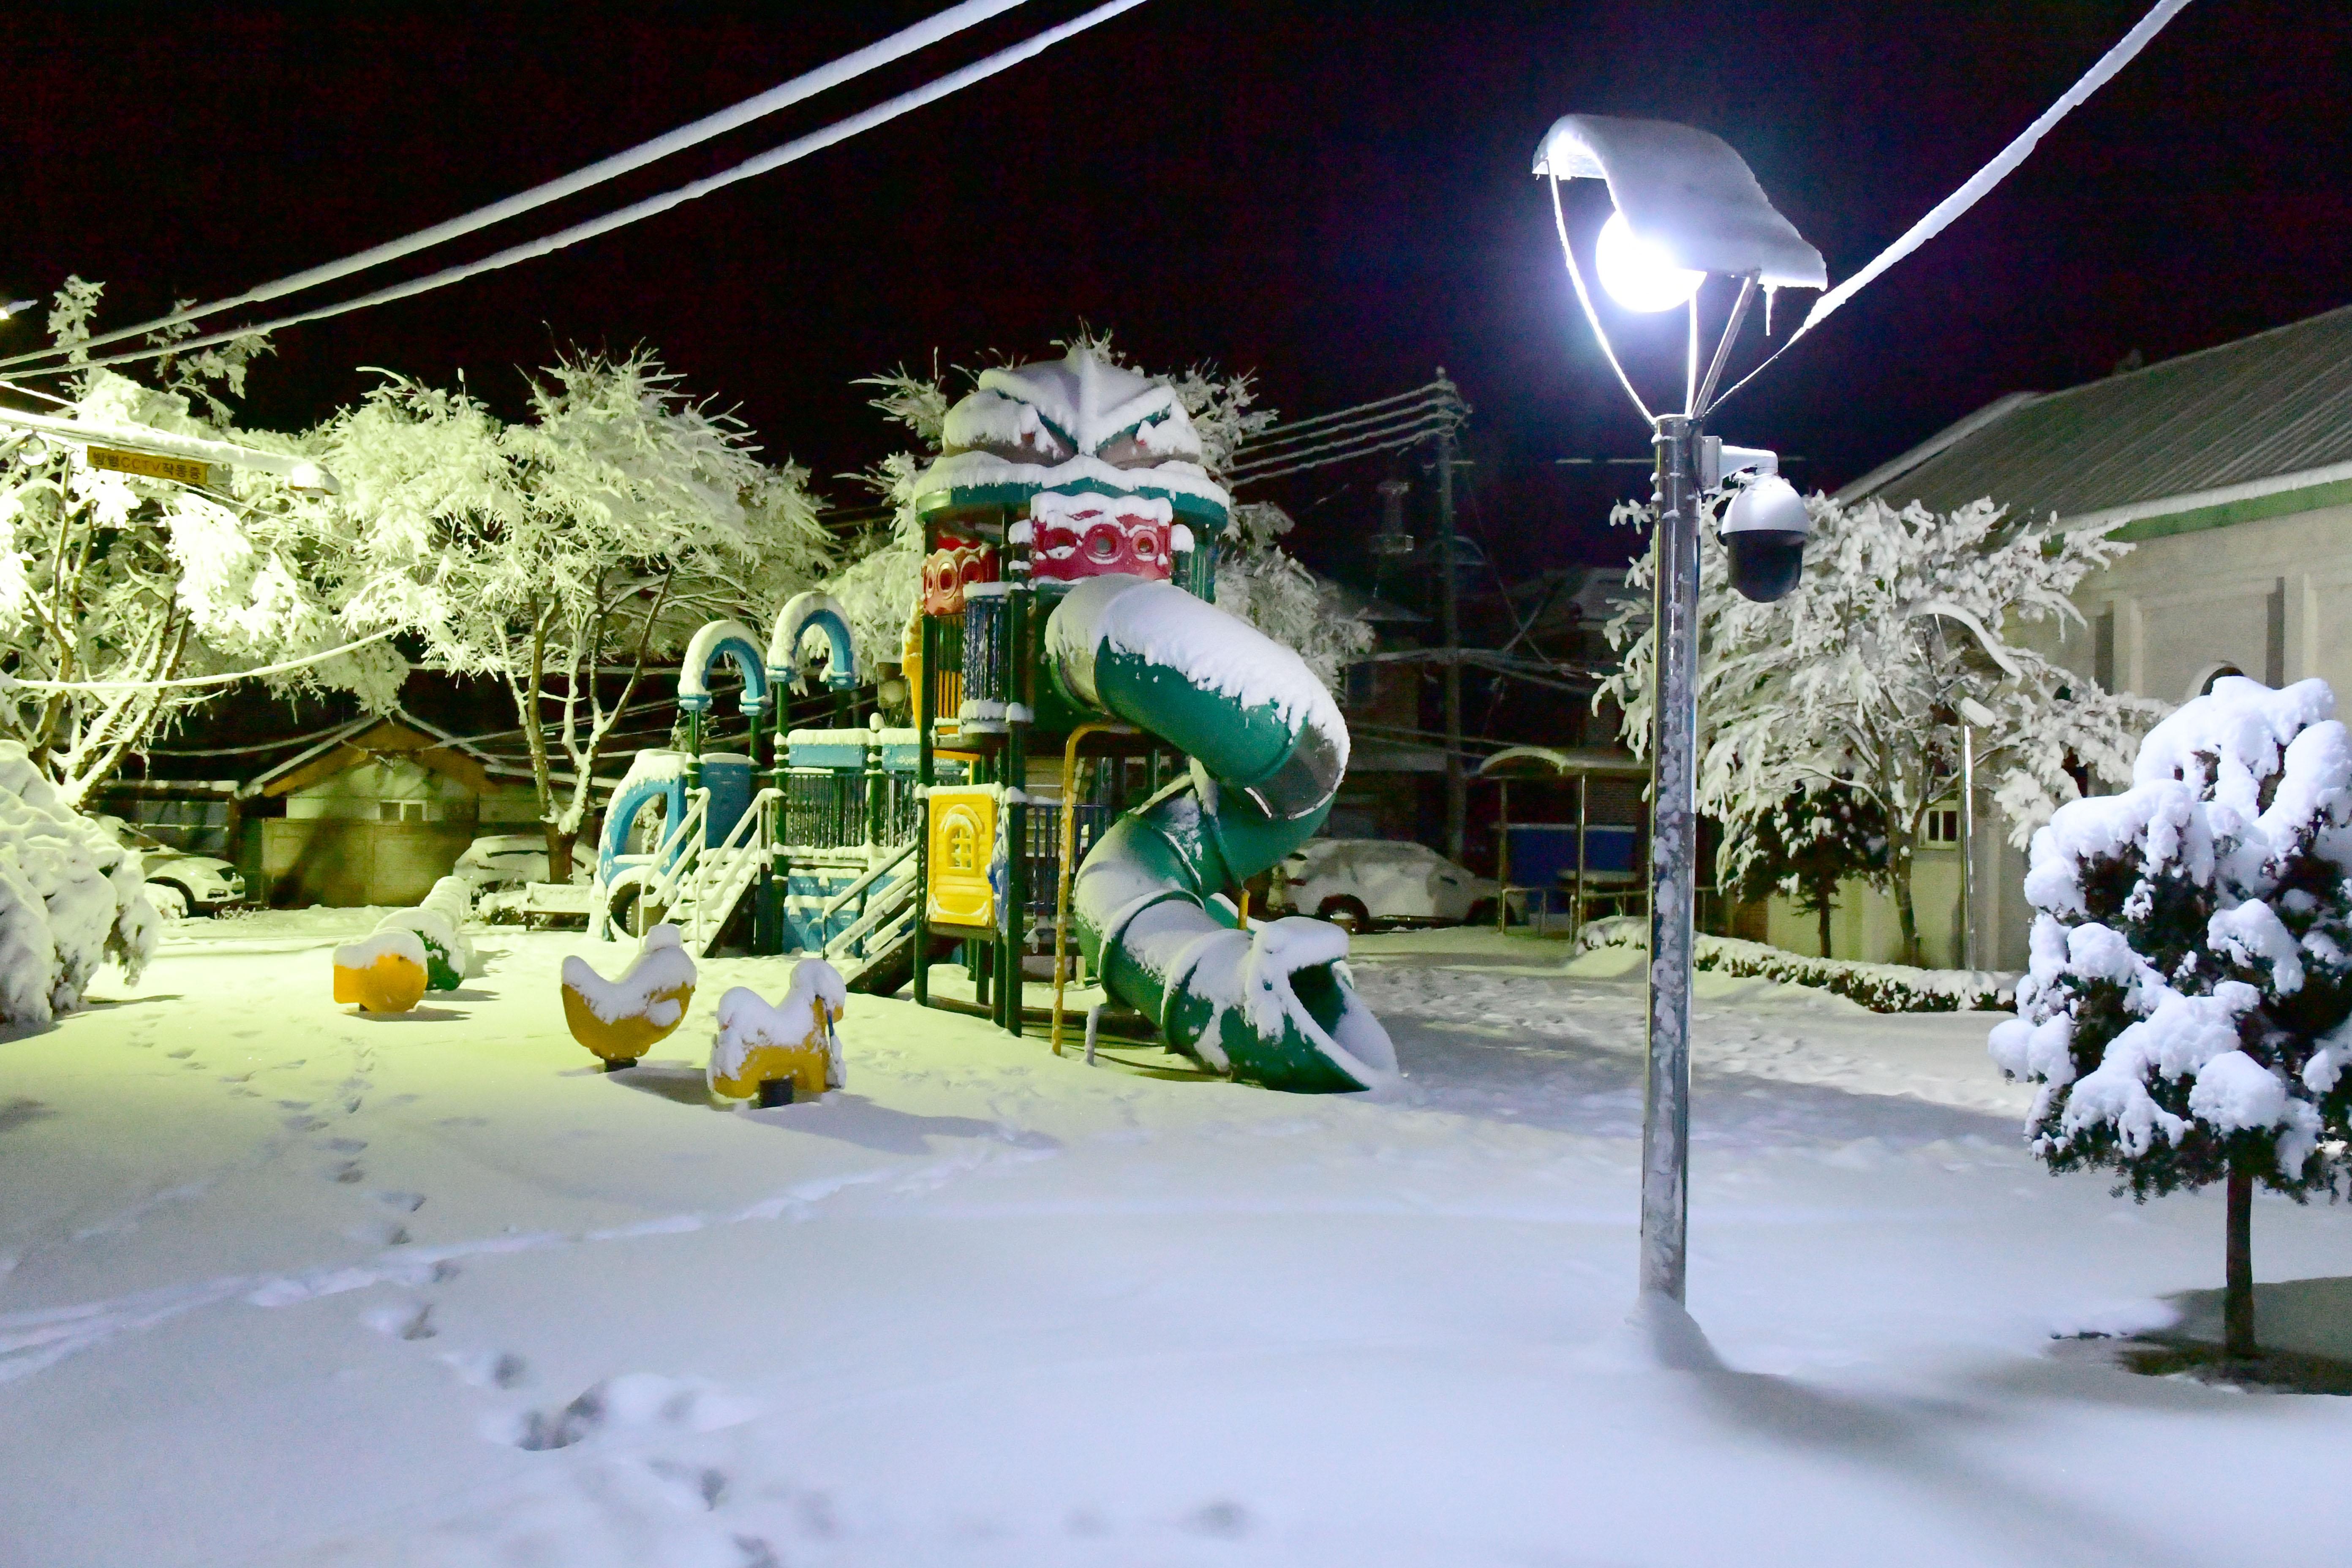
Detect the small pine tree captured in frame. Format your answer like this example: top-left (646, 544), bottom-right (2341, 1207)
top-left (1722, 786), bottom-right (1889, 959)
top-left (1992, 677), bottom-right (2352, 1359)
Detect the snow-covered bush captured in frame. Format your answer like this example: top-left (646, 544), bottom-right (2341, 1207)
top-left (0, 740), bottom-right (157, 1027)
top-left (1602, 492), bottom-right (2164, 963)
top-left (1577, 916), bottom-right (2012, 1012)
top-left (1991, 676), bottom-right (2352, 1357)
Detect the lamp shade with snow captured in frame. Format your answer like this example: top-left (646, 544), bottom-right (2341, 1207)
top-left (1531, 114), bottom-right (1826, 294)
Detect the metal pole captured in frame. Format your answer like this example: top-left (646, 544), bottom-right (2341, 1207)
top-left (1642, 412), bottom-right (1701, 1304)
top-left (1437, 389), bottom-right (1465, 865)
top-left (1960, 722), bottom-right (1979, 971)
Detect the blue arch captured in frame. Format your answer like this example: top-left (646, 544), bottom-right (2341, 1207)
top-left (768, 593), bottom-right (859, 693)
top-left (677, 619), bottom-right (771, 716)
top-left (598, 753), bottom-right (690, 887)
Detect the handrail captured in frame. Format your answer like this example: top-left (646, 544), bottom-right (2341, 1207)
top-left (643, 790), bottom-right (711, 911)
top-left (825, 870), bottom-right (916, 956)
top-left (817, 838), bottom-right (918, 923)
top-left (683, 787), bottom-right (780, 948)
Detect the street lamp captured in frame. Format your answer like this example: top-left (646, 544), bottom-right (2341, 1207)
top-left (1533, 114), bottom-right (1824, 1305)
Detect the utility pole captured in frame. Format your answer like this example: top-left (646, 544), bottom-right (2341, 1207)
top-left (1435, 370), bottom-right (1465, 864)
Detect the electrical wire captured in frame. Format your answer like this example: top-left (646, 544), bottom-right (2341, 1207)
top-left (8, 0), bottom-right (1151, 380)
top-left (0, 0), bottom-right (1034, 373)
top-left (0, 628), bottom-right (401, 694)
top-left (1707, 0), bottom-right (2197, 416)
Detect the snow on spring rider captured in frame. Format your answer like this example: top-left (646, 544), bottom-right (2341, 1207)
top-left (577, 348), bottom-right (1394, 1094)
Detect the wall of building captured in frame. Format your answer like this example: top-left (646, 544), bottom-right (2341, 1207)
top-left (260, 819), bottom-right (474, 907)
top-left (1760, 845), bottom-right (1968, 968)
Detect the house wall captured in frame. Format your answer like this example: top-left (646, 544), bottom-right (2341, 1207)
top-left (1979, 497), bottom-right (2352, 972)
top-left (261, 819), bottom-right (474, 908)
top-left (1761, 845), bottom-right (1967, 967)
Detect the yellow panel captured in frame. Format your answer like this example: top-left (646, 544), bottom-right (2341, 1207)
top-left (926, 786), bottom-right (998, 929)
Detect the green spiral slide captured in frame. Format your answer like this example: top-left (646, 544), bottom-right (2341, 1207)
top-left (1044, 574), bottom-right (1398, 1093)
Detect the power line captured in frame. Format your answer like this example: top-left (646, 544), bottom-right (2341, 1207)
top-left (0, 0), bottom-right (1033, 373)
top-left (10, 0), bottom-right (1151, 380)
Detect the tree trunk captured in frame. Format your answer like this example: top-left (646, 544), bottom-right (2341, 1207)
top-left (1889, 836), bottom-right (1922, 967)
top-left (1813, 881), bottom-right (1835, 959)
top-left (544, 820), bottom-right (574, 885)
top-left (2225, 1167), bottom-right (2257, 1359)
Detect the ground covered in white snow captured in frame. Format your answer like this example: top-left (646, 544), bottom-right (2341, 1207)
top-left (3, 915), bottom-right (2349, 1566)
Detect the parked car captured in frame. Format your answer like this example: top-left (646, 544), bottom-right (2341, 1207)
top-left (96, 817), bottom-right (247, 918)
top-left (1270, 837), bottom-right (1499, 931)
top-left (452, 834), bottom-right (555, 894)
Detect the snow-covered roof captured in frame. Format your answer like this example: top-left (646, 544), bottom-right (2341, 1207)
top-left (1839, 302), bottom-right (2352, 539)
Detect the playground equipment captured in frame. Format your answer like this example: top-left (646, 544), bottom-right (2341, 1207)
top-left (585, 347), bottom-right (1394, 1093)
top-left (333, 930), bottom-right (430, 1015)
top-left (562, 923), bottom-right (697, 1070)
top-left (708, 957), bottom-right (847, 1106)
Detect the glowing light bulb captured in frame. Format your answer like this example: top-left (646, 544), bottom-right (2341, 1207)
top-left (1595, 211), bottom-right (1705, 313)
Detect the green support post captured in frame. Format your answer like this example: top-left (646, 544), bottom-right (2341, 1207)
top-left (914, 607), bottom-right (936, 1009)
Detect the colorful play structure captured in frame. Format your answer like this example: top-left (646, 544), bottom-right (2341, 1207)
top-left (585, 348), bottom-right (1395, 1093)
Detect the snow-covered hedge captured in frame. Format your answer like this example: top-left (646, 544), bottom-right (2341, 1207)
top-left (0, 742), bottom-right (159, 1027)
top-left (1574, 917), bottom-right (2016, 1013)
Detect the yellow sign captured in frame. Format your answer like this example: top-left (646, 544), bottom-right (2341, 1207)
top-left (925, 785), bottom-right (998, 931)
top-left (85, 445), bottom-right (221, 489)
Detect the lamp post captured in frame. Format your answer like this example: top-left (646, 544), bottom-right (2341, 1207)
top-left (1533, 115), bottom-right (1824, 1304)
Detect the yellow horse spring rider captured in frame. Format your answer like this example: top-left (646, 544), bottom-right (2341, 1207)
top-left (708, 958), bottom-right (847, 1108)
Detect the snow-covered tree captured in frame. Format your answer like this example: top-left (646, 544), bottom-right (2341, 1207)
top-left (839, 334), bottom-right (1369, 689)
top-left (1992, 677), bottom-right (2352, 1358)
top-left (1723, 786), bottom-right (1889, 959)
top-left (321, 350), bottom-right (830, 878)
top-left (1601, 492), bottom-right (2164, 964)
top-left (0, 278), bottom-right (404, 805)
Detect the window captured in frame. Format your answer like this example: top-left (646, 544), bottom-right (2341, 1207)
top-left (379, 801), bottom-right (426, 823)
top-left (1923, 806), bottom-right (1961, 848)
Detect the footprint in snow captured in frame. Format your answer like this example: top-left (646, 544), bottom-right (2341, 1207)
top-left (499, 1372), bottom-right (760, 1451)
top-left (330, 1162), bottom-right (365, 1184)
top-left (441, 1349), bottom-right (529, 1389)
top-left (344, 1219), bottom-right (411, 1247)
top-left (324, 1137), bottom-right (366, 1153)
top-left (372, 1190), bottom-right (425, 1212)
top-left (362, 1300), bottom-right (436, 1341)
top-left (166, 1048), bottom-right (193, 1059)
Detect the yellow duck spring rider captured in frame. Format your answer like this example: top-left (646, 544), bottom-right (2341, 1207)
top-left (562, 922), bottom-right (698, 1070)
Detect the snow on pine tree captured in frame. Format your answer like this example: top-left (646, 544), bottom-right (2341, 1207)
top-left (1992, 677), bottom-right (2352, 1359)
top-left (1721, 785), bottom-right (1889, 960)
top-left (1602, 491), bottom-right (2164, 964)
top-left (838, 333), bottom-right (1369, 691)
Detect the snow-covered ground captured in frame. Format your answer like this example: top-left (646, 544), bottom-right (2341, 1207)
top-left (3, 915), bottom-right (2349, 1567)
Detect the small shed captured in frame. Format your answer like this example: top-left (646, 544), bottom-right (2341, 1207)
top-left (1477, 746), bottom-right (1651, 926)
top-left (246, 718), bottom-right (540, 906)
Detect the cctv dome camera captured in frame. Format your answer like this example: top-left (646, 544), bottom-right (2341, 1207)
top-left (1719, 474), bottom-right (1809, 603)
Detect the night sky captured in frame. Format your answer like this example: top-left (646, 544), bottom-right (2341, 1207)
top-left (8, 0), bottom-right (2349, 580)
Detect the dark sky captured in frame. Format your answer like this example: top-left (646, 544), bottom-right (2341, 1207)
top-left (8, 0), bottom-right (2349, 580)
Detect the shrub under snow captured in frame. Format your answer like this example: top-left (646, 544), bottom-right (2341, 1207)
top-left (0, 741), bottom-right (159, 1027)
top-left (1576, 916), bottom-right (2015, 1013)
